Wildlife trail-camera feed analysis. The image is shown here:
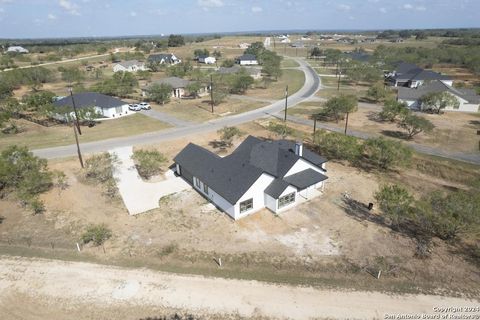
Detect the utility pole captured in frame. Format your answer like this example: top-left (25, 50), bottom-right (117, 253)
top-left (210, 74), bottom-right (214, 113)
top-left (69, 87), bottom-right (82, 135)
top-left (72, 117), bottom-right (84, 168)
top-left (313, 116), bottom-right (317, 136)
top-left (337, 70), bottom-right (341, 91)
top-left (344, 112), bottom-right (349, 135)
top-left (284, 85), bottom-right (288, 121)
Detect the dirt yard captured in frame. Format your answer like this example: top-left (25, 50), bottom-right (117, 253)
top-left (1, 121), bottom-right (479, 299)
top-left (1, 256), bottom-right (478, 320)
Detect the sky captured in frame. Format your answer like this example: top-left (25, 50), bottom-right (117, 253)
top-left (0, 0), bottom-right (478, 39)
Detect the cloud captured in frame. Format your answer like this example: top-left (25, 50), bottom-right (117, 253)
top-left (337, 4), bottom-right (351, 11)
top-left (0, 8), bottom-right (4, 13)
top-left (130, 11), bottom-right (137, 17)
top-left (59, 0), bottom-right (80, 15)
top-left (48, 13), bottom-right (57, 20)
top-left (379, 7), bottom-right (387, 13)
top-left (403, 3), bottom-right (427, 11)
top-left (197, 0), bottom-right (224, 8)
top-left (251, 6), bottom-right (262, 13)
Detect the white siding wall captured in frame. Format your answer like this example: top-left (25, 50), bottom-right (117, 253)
top-left (239, 60), bottom-right (258, 65)
top-left (193, 177), bottom-right (236, 218)
top-left (284, 158), bottom-right (325, 177)
top-left (264, 193), bottom-right (277, 212)
top-left (233, 173), bottom-right (275, 219)
top-left (100, 104), bottom-right (129, 118)
top-left (275, 185), bottom-right (298, 214)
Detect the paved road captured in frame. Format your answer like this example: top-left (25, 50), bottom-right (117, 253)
top-left (139, 109), bottom-right (193, 127)
top-left (1, 256), bottom-right (478, 320)
top-left (32, 58), bottom-right (321, 159)
top-left (285, 115), bottom-right (480, 165)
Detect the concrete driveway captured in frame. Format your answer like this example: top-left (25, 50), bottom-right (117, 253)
top-left (110, 146), bottom-right (190, 215)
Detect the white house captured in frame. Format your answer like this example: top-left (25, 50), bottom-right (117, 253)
top-left (143, 77), bottom-right (209, 99)
top-left (398, 81), bottom-right (480, 113)
top-left (386, 62), bottom-right (453, 88)
top-left (198, 55), bottom-right (216, 64)
top-left (174, 136), bottom-right (328, 220)
top-left (53, 92), bottom-right (130, 119)
top-left (147, 53), bottom-right (181, 65)
top-left (6, 46), bottom-right (29, 54)
top-left (112, 60), bottom-right (146, 73)
top-left (235, 54), bottom-right (258, 66)
top-left (239, 43), bottom-right (250, 49)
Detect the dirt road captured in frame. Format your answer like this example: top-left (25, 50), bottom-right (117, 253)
top-left (1, 256), bottom-right (478, 320)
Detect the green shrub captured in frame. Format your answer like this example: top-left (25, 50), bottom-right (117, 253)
top-left (361, 137), bottom-right (412, 170)
top-left (132, 149), bottom-right (167, 179)
top-left (313, 130), bottom-right (361, 162)
top-left (84, 153), bottom-right (119, 198)
top-left (375, 185), bottom-right (414, 228)
top-left (81, 224), bottom-right (112, 246)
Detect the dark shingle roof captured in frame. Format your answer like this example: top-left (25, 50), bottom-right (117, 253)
top-left (398, 80), bottom-right (480, 104)
top-left (391, 62), bottom-right (451, 82)
top-left (236, 54), bottom-right (257, 61)
top-left (284, 169), bottom-right (328, 190)
top-left (148, 77), bottom-right (191, 89)
top-left (264, 179), bottom-right (290, 198)
top-left (53, 92), bottom-right (127, 109)
top-left (174, 136), bottom-right (328, 203)
top-left (147, 53), bottom-right (177, 63)
top-left (116, 60), bottom-right (143, 68)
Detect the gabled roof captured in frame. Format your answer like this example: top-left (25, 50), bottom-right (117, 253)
top-left (398, 80), bottom-right (480, 104)
top-left (115, 60), bottom-right (143, 68)
top-left (236, 54), bottom-right (257, 61)
top-left (391, 62), bottom-right (451, 82)
top-left (53, 92), bottom-right (127, 109)
top-left (174, 136), bottom-right (328, 203)
top-left (147, 53), bottom-right (177, 62)
top-left (264, 178), bottom-right (290, 198)
top-left (284, 169), bottom-right (328, 190)
top-left (148, 77), bottom-right (191, 89)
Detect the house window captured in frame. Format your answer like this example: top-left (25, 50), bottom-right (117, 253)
top-left (195, 177), bottom-right (201, 188)
top-left (278, 192), bottom-right (295, 208)
top-left (239, 198), bottom-right (253, 213)
top-left (203, 183), bottom-right (209, 195)
top-left (115, 106), bottom-right (122, 114)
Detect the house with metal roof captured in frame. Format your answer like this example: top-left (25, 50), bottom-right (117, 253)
top-left (6, 46), bottom-right (29, 54)
top-left (174, 136), bottom-right (328, 220)
top-left (235, 54), bottom-right (259, 66)
top-left (398, 80), bottom-right (480, 113)
top-left (386, 62), bottom-right (453, 88)
top-left (112, 60), bottom-right (146, 73)
top-left (53, 92), bottom-right (130, 119)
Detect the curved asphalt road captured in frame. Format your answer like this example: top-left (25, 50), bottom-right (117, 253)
top-left (33, 58), bottom-right (320, 159)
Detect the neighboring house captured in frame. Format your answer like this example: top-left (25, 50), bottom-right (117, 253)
top-left (217, 65), bottom-right (262, 80)
top-left (398, 80), bottom-right (480, 113)
top-left (147, 53), bottom-right (181, 65)
top-left (112, 60), bottom-right (146, 72)
top-left (197, 55), bottom-right (216, 64)
top-left (290, 41), bottom-right (305, 48)
top-left (239, 43), bottom-right (250, 49)
top-left (235, 54), bottom-right (259, 66)
top-left (386, 62), bottom-right (453, 88)
top-left (174, 136), bottom-right (328, 220)
top-left (53, 92), bottom-right (130, 119)
top-left (143, 77), bottom-right (208, 98)
top-left (301, 36), bottom-right (312, 41)
top-left (280, 38), bottom-right (291, 44)
top-left (6, 46), bottom-right (29, 54)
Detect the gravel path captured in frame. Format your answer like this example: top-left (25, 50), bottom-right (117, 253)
top-left (0, 256), bottom-right (478, 320)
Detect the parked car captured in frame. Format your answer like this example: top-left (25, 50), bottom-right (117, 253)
top-left (128, 104), bottom-right (142, 111)
top-left (138, 102), bottom-right (151, 110)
